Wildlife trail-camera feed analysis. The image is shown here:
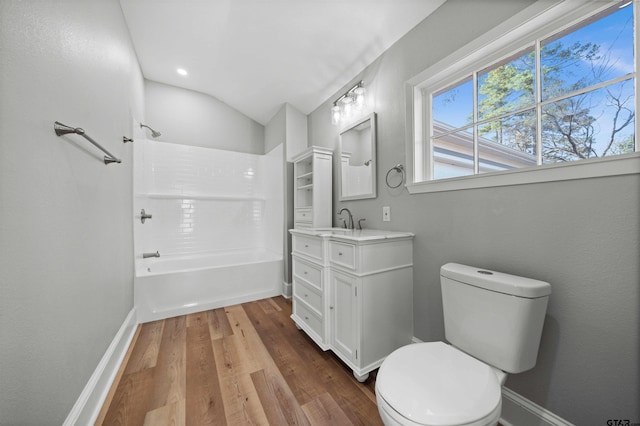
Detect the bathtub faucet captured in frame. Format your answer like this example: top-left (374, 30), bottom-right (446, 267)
top-left (140, 209), bottom-right (152, 224)
top-left (143, 251), bottom-right (160, 259)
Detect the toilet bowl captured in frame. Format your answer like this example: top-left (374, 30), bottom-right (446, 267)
top-left (375, 263), bottom-right (551, 426)
top-left (376, 342), bottom-right (503, 426)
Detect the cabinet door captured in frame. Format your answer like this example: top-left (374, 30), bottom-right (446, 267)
top-left (329, 270), bottom-right (359, 365)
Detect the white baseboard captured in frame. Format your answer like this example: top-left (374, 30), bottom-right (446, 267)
top-left (282, 280), bottom-right (292, 298)
top-left (501, 387), bottom-right (574, 426)
top-left (63, 308), bottom-right (138, 426)
top-left (410, 337), bottom-right (573, 426)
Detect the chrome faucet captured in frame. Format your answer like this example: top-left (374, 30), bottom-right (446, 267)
top-left (338, 208), bottom-right (354, 230)
top-left (143, 251), bottom-right (160, 259)
top-left (140, 209), bottom-right (153, 224)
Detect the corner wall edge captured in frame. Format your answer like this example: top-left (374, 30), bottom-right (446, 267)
top-left (63, 308), bottom-right (138, 426)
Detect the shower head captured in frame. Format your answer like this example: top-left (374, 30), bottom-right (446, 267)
top-left (140, 123), bottom-right (161, 138)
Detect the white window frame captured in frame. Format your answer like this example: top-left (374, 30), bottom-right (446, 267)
top-left (405, 0), bottom-right (640, 194)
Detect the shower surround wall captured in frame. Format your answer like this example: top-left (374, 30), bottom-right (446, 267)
top-left (134, 140), bottom-right (283, 322)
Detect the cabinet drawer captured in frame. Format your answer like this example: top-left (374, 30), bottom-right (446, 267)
top-left (295, 209), bottom-right (313, 223)
top-left (294, 279), bottom-right (322, 314)
top-left (293, 235), bottom-right (323, 261)
top-left (294, 301), bottom-right (323, 338)
top-left (292, 257), bottom-right (322, 290)
top-left (329, 241), bottom-right (356, 270)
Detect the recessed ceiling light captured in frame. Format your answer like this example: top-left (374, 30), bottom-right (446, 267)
top-left (177, 68), bottom-right (188, 76)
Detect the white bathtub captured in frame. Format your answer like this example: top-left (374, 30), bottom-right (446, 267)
top-left (134, 249), bottom-right (283, 322)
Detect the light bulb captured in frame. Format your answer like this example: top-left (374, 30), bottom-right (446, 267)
top-left (354, 86), bottom-right (365, 108)
top-left (331, 105), bottom-right (341, 126)
top-left (343, 101), bottom-right (353, 118)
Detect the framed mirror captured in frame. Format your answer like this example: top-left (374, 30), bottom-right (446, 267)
top-left (338, 113), bottom-right (377, 201)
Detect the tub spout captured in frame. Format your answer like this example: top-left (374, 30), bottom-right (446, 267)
top-left (143, 251), bottom-right (160, 259)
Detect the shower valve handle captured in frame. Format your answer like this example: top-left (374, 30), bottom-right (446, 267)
top-left (141, 209), bottom-right (152, 224)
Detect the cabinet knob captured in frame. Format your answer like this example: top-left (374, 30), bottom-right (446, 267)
top-left (304, 293), bottom-right (308, 298)
top-left (304, 316), bottom-right (309, 320)
top-left (338, 252), bottom-right (343, 256)
top-left (304, 271), bottom-right (308, 275)
top-left (305, 244), bottom-right (309, 248)
top-left (330, 306), bottom-right (334, 310)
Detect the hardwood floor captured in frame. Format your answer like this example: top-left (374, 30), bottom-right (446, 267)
top-left (97, 297), bottom-right (382, 425)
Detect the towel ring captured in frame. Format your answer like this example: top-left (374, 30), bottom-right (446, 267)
top-left (385, 164), bottom-right (405, 189)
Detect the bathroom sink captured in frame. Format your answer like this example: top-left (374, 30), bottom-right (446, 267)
top-left (292, 227), bottom-right (413, 241)
top-left (331, 229), bottom-right (414, 241)
top-left (326, 229), bottom-right (353, 235)
top-left (311, 227), bottom-right (353, 235)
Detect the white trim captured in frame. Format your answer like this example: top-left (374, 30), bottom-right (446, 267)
top-left (501, 387), bottom-right (575, 426)
top-left (411, 336), bottom-right (424, 344)
top-left (63, 308), bottom-right (138, 426)
top-left (405, 0), bottom-right (637, 193)
top-left (406, 1), bottom-right (610, 91)
top-left (407, 151), bottom-right (640, 194)
top-left (282, 280), bottom-right (292, 298)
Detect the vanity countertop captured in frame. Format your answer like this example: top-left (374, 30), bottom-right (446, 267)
top-left (290, 227), bottom-right (414, 242)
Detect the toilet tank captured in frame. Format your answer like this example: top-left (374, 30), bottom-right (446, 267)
top-left (440, 263), bottom-right (551, 374)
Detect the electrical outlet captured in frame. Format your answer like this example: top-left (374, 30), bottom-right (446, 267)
top-left (383, 206), bottom-right (391, 222)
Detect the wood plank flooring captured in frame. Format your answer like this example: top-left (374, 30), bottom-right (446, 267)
top-left (97, 297), bottom-right (382, 425)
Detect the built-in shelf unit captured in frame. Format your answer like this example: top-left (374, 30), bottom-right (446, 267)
top-left (292, 146), bottom-right (333, 229)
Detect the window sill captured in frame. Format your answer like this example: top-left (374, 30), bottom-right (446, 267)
top-left (406, 152), bottom-right (640, 194)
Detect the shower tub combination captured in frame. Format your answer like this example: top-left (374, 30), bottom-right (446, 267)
top-left (134, 140), bottom-right (284, 323)
top-left (135, 249), bottom-right (282, 322)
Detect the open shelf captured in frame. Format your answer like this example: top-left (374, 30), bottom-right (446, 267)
top-left (297, 171), bottom-right (313, 179)
top-left (292, 146), bottom-right (332, 228)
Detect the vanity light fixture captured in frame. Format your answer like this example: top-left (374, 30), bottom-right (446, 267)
top-left (331, 104), bottom-right (341, 125)
top-left (331, 81), bottom-right (365, 126)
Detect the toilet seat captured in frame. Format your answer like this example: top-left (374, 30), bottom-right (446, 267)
top-left (377, 392), bottom-right (501, 426)
top-left (376, 342), bottom-right (502, 426)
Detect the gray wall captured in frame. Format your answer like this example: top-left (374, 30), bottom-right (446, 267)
top-left (308, 0), bottom-right (640, 424)
top-left (265, 104), bottom-right (287, 154)
top-left (265, 104), bottom-right (304, 286)
top-left (145, 80), bottom-right (265, 154)
top-left (0, 0), bottom-right (143, 424)
top-left (265, 105), bottom-right (290, 286)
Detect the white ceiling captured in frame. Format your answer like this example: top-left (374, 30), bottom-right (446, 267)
top-left (119, 0), bottom-right (445, 125)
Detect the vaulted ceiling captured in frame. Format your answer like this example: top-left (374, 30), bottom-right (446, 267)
top-left (120, 0), bottom-right (445, 124)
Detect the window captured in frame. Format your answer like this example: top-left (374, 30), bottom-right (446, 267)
top-left (406, 1), bottom-right (640, 193)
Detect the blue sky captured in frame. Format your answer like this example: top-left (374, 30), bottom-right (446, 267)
top-left (431, 2), bottom-right (635, 157)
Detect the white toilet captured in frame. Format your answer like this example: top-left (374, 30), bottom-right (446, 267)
top-left (376, 263), bottom-right (551, 426)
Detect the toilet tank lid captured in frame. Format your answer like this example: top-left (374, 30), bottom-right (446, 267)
top-left (441, 263), bottom-right (551, 298)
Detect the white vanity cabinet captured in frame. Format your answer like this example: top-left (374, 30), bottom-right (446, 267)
top-left (292, 146), bottom-right (333, 229)
top-left (291, 232), bottom-right (331, 349)
top-left (290, 228), bottom-right (414, 382)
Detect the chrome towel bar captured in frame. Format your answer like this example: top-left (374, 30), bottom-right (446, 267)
top-left (54, 121), bottom-right (121, 165)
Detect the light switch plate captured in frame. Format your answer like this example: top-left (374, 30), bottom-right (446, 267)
top-left (383, 206), bottom-right (391, 222)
